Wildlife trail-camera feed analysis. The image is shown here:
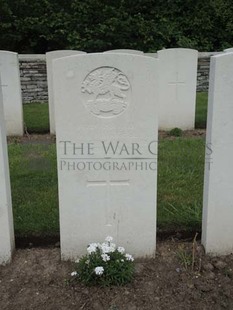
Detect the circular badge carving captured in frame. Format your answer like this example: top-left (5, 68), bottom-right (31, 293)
top-left (81, 67), bottom-right (131, 118)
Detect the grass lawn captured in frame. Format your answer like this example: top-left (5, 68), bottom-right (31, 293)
top-left (9, 143), bottom-right (58, 237)
top-left (157, 137), bottom-right (205, 231)
top-left (23, 103), bottom-right (50, 134)
top-left (8, 137), bottom-right (205, 237)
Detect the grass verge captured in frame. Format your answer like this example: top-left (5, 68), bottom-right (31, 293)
top-left (157, 137), bottom-right (205, 231)
top-left (195, 92), bottom-right (208, 129)
top-left (8, 143), bottom-right (58, 236)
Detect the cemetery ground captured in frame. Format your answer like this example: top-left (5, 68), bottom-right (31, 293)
top-left (3, 92), bottom-right (233, 309)
top-left (1, 241), bottom-right (233, 309)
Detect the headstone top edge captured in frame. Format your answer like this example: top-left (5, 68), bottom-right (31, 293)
top-left (46, 50), bottom-right (86, 56)
top-left (104, 49), bottom-right (144, 54)
top-left (52, 52), bottom-right (158, 64)
top-left (211, 52), bottom-right (233, 59)
top-left (0, 50), bottom-right (18, 56)
top-left (158, 48), bottom-right (198, 54)
top-left (224, 47), bottom-right (233, 52)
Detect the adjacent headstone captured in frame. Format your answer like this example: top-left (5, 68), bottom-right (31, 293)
top-left (0, 74), bottom-right (15, 264)
top-left (0, 51), bottom-right (24, 136)
top-left (157, 48), bottom-right (198, 130)
top-left (202, 52), bottom-right (233, 255)
top-left (46, 50), bottom-right (86, 134)
top-left (224, 47), bottom-right (233, 53)
top-left (53, 53), bottom-right (159, 260)
top-left (105, 49), bottom-right (144, 55)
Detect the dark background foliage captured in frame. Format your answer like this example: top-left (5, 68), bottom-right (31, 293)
top-left (0, 0), bottom-right (233, 53)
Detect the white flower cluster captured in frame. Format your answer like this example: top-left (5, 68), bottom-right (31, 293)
top-left (125, 254), bottom-right (134, 262)
top-left (117, 246), bottom-right (125, 254)
top-left (87, 236), bottom-right (116, 255)
top-left (84, 236), bottom-right (134, 277)
top-left (101, 253), bottom-right (110, 262)
top-left (94, 266), bottom-right (104, 275)
top-left (87, 242), bottom-right (100, 254)
top-left (101, 242), bottom-right (116, 254)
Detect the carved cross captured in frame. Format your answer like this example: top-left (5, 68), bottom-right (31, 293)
top-left (168, 72), bottom-right (185, 100)
top-left (87, 178), bottom-right (130, 226)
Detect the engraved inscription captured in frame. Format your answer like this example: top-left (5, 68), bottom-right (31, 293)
top-left (81, 67), bottom-right (131, 118)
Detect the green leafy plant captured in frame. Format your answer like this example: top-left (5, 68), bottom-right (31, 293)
top-left (70, 236), bottom-right (134, 286)
top-left (169, 127), bottom-right (183, 137)
top-left (223, 267), bottom-right (233, 278)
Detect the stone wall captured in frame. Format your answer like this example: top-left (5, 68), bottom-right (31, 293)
top-left (19, 52), bottom-right (222, 104)
top-left (197, 52), bottom-right (221, 92)
top-left (19, 55), bottom-right (48, 103)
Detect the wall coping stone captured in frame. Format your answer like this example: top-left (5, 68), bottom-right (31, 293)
top-left (19, 54), bottom-right (46, 61)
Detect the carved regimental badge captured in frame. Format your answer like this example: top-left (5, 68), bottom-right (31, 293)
top-left (81, 67), bottom-right (131, 118)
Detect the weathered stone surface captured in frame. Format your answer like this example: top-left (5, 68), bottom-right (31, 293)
top-left (202, 52), bottom-right (233, 255)
top-left (46, 50), bottom-right (86, 134)
top-left (53, 53), bottom-right (159, 260)
top-left (0, 51), bottom-right (24, 136)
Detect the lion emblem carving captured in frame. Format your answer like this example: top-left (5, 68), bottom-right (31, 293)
top-left (81, 67), bottom-right (131, 117)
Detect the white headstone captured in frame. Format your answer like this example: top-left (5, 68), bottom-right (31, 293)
top-left (202, 52), bottom-right (233, 255)
top-left (53, 53), bottom-right (158, 260)
top-left (0, 74), bottom-right (15, 264)
top-left (105, 49), bottom-right (144, 55)
top-left (46, 50), bottom-right (86, 134)
top-left (0, 51), bottom-right (24, 136)
top-left (224, 47), bottom-right (233, 53)
top-left (157, 48), bottom-right (198, 130)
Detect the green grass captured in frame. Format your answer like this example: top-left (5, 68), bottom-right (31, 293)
top-left (23, 103), bottom-right (50, 134)
top-left (157, 137), bottom-right (205, 231)
top-left (8, 143), bottom-right (58, 236)
top-left (195, 92), bottom-right (208, 129)
top-left (8, 137), bottom-right (205, 237)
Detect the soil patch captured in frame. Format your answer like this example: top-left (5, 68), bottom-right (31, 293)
top-left (159, 129), bottom-right (206, 140)
top-left (1, 241), bottom-right (233, 310)
top-left (14, 230), bottom-right (201, 249)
